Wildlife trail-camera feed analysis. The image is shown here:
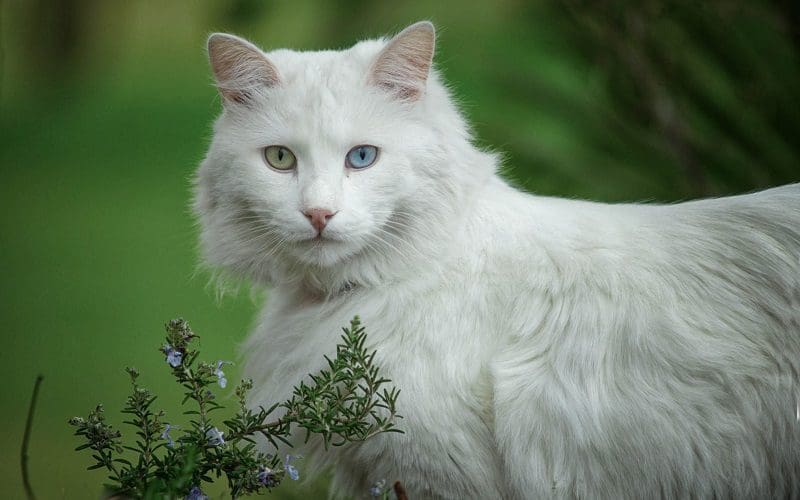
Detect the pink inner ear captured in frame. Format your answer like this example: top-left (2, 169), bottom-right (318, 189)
top-left (208, 34), bottom-right (280, 104)
top-left (371, 22), bottom-right (435, 101)
top-left (376, 80), bottom-right (422, 101)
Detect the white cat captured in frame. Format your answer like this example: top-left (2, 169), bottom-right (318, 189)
top-left (194, 21), bottom-right (800, 499)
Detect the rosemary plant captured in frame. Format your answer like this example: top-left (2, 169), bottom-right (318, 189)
top-left (69, 317), bottom-right (402, 499)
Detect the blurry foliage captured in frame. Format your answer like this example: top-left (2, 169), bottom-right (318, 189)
top-left (560, 0), bottom-right (800, 196)
top-left (1, 0), bottom-right (798, 498)
top-left (5, 0), bottom-right (798, 199)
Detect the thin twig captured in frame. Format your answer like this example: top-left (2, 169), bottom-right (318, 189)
top-left (22, 375), bottom-right (43, 500)
top-left (393, 481), bottom-right (408, 500)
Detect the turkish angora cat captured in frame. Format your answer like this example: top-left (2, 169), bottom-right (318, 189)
top-left (194, 21), bottom-right (800, 499)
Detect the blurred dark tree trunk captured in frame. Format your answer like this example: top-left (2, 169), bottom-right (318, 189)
top-left (218, 0), bottom-right (271, 30)
top-left (774, 0), bottom-right (800, 56)
top-left (28, 0), bottom-right (93, 77)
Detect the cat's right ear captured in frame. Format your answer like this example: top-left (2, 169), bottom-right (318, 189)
top-left (207, 33), bottom-right (280, 106)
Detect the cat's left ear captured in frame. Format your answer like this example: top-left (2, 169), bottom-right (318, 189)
top-left (207, 33), bottom-right (280, 105)
top-left (370, 21), bottom-right (435, 101)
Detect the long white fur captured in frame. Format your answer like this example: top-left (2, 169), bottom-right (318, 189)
top-left (194, 22), bottom-right (800, 499)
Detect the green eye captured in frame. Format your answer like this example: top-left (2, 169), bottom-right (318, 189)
top-left (263, 146), bottom-right (296, 171)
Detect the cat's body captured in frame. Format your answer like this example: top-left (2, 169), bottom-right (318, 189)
top-left (195, 23), bottom-right (800, 498)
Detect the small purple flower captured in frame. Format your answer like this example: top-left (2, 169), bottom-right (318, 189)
top-left (213, 360), bottom-right (231, 388)
top-left (205, 426), bottom-right (225, 446)
top-left (370, 479), bottom-right (386, 497)
top-left (284, 454), bottom-right (300, 481)
top-left (185, 485), bottom-right (208, 500)
top-left (160, 423), bottom-right (178, 448)
top-left (257, 465), bottom-right (276, 487)
top-left (162, 344), bottom-right (182, 368)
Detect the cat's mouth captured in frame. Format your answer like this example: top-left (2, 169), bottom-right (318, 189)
top-left (302, 232), bottom-right (340, 244)
top-left (309, 233), bottom-right (331, 242)
top-left (289, 231), bottom-right (354, 267)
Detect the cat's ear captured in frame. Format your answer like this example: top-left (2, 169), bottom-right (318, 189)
top-left (370, 21), bottom-right (435, 101)
top-left (207, 33), bottom-right (280, 105)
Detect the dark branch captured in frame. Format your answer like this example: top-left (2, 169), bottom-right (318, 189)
top-left (22, 375), bottom-right (43, 500)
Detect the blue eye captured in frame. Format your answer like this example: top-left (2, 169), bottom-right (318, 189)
top-left (346, 145), bottom-right (378, 169)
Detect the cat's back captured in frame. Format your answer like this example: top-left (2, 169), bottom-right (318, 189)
top-left (476, 181), bottom-right (800, 300)
top-left (483, 180), bottom-right (800, 257)
top-left (484, 181), bottom-right (800, 498)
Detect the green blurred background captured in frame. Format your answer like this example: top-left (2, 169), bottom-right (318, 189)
top-left (1, 0), bottom-right (798, 498)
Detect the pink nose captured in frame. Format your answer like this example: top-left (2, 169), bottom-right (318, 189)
top-left (304, 208), bottom-right (335, 232)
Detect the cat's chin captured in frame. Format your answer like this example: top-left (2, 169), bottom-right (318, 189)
top-left (290, 237), bottom-right (356, 267)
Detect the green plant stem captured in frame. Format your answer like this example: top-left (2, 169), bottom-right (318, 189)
top-left (136, 406), bottom-right (154, 489)
top-left (21, 375), bottom-right (43, 500)
top-left (187, 368), bottom-right (209, 429)
top-left (227, 416), bottom-right (291, 442)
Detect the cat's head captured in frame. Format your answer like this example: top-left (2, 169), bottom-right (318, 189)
top-left (194, 22), bottom-right (495, 293)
